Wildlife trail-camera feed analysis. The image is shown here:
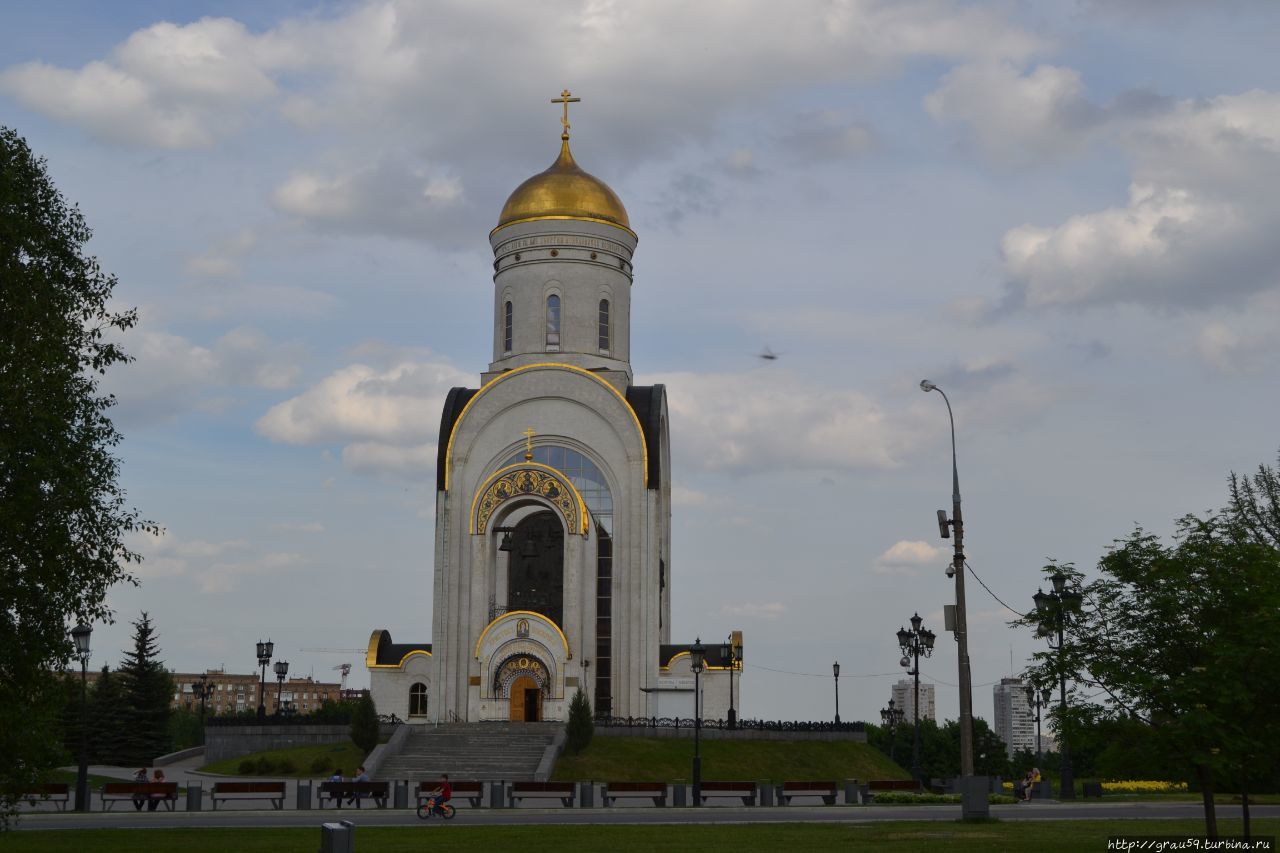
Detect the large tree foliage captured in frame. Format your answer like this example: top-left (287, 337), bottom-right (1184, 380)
top-left (350, 692), bottom-right (379, 754)
top-left (1, 127), bottom-right (150, 823)
top-left (116, 613), bottom-right (173, 765)
top-left (1229, 447), bottom-right (1280, 548)
top-left (88, 666), bottom-right (129, 765)
top-left (1019, 515), bottom-right (1280, 837)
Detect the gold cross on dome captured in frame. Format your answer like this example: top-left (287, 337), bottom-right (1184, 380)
top-left (523, 427), bottom-right (536, 462)
top-left (551, 89), bottom-right (580, 140)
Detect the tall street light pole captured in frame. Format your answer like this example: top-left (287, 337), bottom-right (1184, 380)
top-left (689, 638), bottom-right (705, 806)
top-left (721, 636), bottom-right (737, 730)
top-left (897, 613), bottom-right (935, 786)
top-left (880, 699), bottom-right (905, 765)
top-left (71, 623), bottom-right (92, 812)
top-left (255, 639), bottom-right (273, 720)
top-left (1033, 572), bottom-right (1082, 800)
top-left (832, 661), bottom-right (841, 725)
top-left (920, 379), bottom-right (975, 778)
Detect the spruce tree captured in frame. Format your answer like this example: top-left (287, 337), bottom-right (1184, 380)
top-left (116, 613), bottom-right (174, 764)
top-left (89, 666), bottom-right (128, 765)
top-left (566, 688), bottom-right (594, 754)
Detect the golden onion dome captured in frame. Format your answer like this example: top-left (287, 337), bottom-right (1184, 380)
top-left (495, 139), bottom-right (630, 234)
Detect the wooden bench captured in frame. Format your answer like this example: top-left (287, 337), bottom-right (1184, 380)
top-left (20, 783), bottom-right (69, 811)
top-left (510, 781), bottom-right (575, 807)
top-left (605, 782), bottom-right (667, 807)
top-left (699, 781), bottom-right (756, 806)
top-left (416, 780), bottom-right (483, 808)
top-left (781, 780), bottom-right (838, 805)
top-left (101, 782), bottom-right (179, 811)
top-left (317, 781), bottom-right (389, 808)
top-left (210, 781), bottom-right (286, 810)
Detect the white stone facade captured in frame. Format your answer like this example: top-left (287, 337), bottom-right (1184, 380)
top-left (366, 132), bottom-right (740, 725)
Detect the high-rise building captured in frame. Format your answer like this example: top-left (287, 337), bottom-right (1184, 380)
top-left (993, 677), bottom-right (1036, 758)
top-left (891, 679), bottom-right (935, 723)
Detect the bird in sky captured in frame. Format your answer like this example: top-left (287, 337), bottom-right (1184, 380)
top-left (756, 345), bottom-right (783, 362)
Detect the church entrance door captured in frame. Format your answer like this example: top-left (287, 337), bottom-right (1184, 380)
top-left (508, 675), bottom-right (541, 722)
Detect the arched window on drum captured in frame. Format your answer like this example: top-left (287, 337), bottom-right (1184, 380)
top-left (409, 682), bottom-right (428, 716)
top-left (546, 294), bottom-right (561, 349)
top-left (598, 298), bottom-right (610, 353)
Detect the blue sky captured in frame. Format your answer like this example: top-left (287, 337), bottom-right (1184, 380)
top-left (4, 0), bottom-right (1279, 727)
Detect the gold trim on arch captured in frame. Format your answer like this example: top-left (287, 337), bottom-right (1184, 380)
top-left (443, 362), bottom-right (647, 491)
top-left (474, 610), bottom-right (569, 660)
top-left (659, 650), bottom-right (736, 671)
top-left (469, 462), bottom-right (589, 536)
top-left (366, 630), bottom-right (434, 670)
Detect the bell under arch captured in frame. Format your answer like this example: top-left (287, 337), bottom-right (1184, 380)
top-left (506, 509), bottom-right (564, 627)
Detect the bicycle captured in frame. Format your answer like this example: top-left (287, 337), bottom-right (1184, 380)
top-left (416, 799), bottom-right (456, 820)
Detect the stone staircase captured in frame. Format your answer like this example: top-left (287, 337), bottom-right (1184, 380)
top-left (376, 722), bottom-right (563, 782)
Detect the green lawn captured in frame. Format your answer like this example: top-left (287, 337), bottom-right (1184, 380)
top-left (4, 819), bottom-right (1277, 852)
top-left (200, 740), bottom-right (369, 778)
top-left (43, 769), bottom-right (134, 789)
top-left (551, 736), bottom-right (909, 783)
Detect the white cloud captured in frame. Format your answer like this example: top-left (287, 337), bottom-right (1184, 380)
top-left (874, 539), bottom-right (948, 575)
top-left (201, 552), bottom-right (303, 594)
top-left (926, 59), bottom-right (1280, 310)
top-left (257, 357), bottom-right (470, 478)
top-left (926, 62), bottom-right (1098, 162)
top-left (0, 17), bottom-right (276, 147)
top-left (269, 522), bottom-right (326, 533)
top-left (720, 602), bottom-right (787, 620)
top-left (105, 323), bottom-right (306, 424)
top-left (651, 369), bottom-right (916, 475)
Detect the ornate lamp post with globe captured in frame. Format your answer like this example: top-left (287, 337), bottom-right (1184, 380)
top-left (897, 613), bottom-right (935, 785)
top-left (880, 698), bottom-right (905, 765)
top-left (689, 638), bottom-right (706, 806)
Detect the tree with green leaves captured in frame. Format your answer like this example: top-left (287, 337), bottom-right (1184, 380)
top-left (1018, 514), bottom-right (1280, 838)
top-left (566, 688), bottom-right (594, 754)
top-left (116, 613), bottom-right (174, 764)
top-left (350, 692), bottom-right (379, 754)
top-left (1, 126), bottom-right (152, 826)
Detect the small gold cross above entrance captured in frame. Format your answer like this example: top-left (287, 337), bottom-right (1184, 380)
top-left (522, 427), bottom-right (536, 462)
top-left (551, 89), bottom-right (580, 140)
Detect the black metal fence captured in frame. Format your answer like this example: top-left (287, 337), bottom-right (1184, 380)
top-left (206, 712), bottom-right (404, 727)
top-left (595, 716), bottom-right (865, 733)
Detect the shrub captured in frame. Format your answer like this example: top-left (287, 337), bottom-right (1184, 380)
top-left (310, 756), bottom-right (331, 774)
top-left (276, 758), bottom-right (297, 774)
top-left (237, 759), bottom-right (254, 775)
top-left (253, 756), bottom-right (275, 774)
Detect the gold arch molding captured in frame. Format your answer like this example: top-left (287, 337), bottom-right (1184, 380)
top-left (443, 362), bottom-right (648, 491)
top-left (470, 463), bottom-right (589, 536)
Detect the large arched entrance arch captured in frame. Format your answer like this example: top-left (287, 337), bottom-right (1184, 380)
top-left (494, 651), bottom-right (550, 722)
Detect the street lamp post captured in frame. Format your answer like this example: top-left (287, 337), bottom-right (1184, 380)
top-left (1033, 571), bottom-right (1083, 800)
top-left (880, 698), bottom-right (905, 765)
top-left (1026, 685), bottom-right (1052, 764)
top-left (833, 661), bottom-right (841, 725)
top-left (255, 639), bottom-right (273, 720)
top-left (721, 636), bottom-right (737, 730)
top-left (897, 613), bottom-right (935, 786)
top-left (191, 674), bottom-right (214, 744)
top-left (920, 379), bottom-right (976, 777)
top-left (690, 638), bottom-right (705, 806)
top-left (71, 623), bottom-right (92, 812)
top-left (273, 660), bottom-right (289, 716)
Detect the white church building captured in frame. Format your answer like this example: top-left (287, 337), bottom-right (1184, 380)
top-left (368, 95), bottom-right (740, 725)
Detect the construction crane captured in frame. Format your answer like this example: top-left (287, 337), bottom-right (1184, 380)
top-left (332, 663), bottom-right (352, 689)
top-left (300, 648), bottom-right (365, 653)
